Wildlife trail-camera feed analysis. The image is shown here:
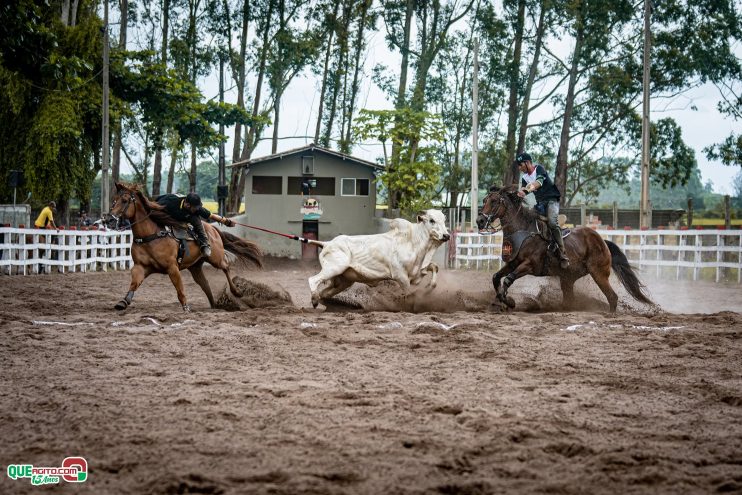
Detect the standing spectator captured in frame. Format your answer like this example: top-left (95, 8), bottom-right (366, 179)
top-left (34, 201), bottom-right (58, 229)
top-left (301, 179), bottom-right (312, 196)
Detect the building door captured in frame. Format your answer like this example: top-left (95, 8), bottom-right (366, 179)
top-left (301, 220), bottom-right (319, 259)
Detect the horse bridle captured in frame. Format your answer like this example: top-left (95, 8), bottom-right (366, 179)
top-left (479, 192), bottom-right (505, 232)
top-left (110, 191), bottom-right (151, 228)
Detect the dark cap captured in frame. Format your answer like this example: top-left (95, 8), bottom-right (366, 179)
top-left (49, 201), bottom-right (56, 208)
top-left (516, 152), bottom-right (532, 163)
top-left (185, 192), bottom-right (202, 207)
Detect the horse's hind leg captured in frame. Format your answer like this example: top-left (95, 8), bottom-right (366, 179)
top-left (166, 264), bottom-right (190, 311)
top-left (189, 262), bottom-right (215, 308)
top-left (590, 265), bottom-right (618, 313)
top-left (115, 264), bottom-right (148, 310)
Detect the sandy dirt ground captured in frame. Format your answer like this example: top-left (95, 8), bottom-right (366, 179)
top-left (1, 258), bottom-right (741, 494)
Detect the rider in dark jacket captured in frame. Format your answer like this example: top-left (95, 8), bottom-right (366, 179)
top-left (516, 152), bottom-right (570, 268)
top-left (155, 192), bottom-right (234, 257)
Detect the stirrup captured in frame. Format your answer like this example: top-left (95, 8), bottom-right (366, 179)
top-left (200, 245), bottom-right (212, 257)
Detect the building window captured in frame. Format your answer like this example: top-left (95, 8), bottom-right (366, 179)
top-left (341, 178), bottom-right (370, 196)
top-left (288, 177), bottom-right (336, 195)
top-left (252, 176), bottom-right (282, 194)
top-left (301, 156), bottom-right (314, 175)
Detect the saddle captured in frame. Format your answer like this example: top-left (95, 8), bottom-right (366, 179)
top-left (501, 219), bottom-right (570, 264)
top-left (134, 225), bottom-right (195, 263)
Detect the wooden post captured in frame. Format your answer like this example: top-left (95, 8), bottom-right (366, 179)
top-left (612, 201), bottom-right (618, 229)
top-left (724, 195), bottom-right (731, 229)
top-left (687, 197), bottom-right (693, 227)
top-left (580, 204), bottom-right (586, 226)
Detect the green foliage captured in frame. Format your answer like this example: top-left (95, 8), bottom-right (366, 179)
top-left (0, 0), bottom-right (102, 207)
top-left (705, 134), bottom-right (742, 167)
top-left (353, 108), bottom-right (445, 212)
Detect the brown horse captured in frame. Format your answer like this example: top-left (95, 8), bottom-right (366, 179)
top-left (109, 183), bottom-right (262, 311)
top-left (476, 185), bottom-right (652, 312)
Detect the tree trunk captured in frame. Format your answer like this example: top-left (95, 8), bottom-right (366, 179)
top-left (503, 0), bottom-right (526, 186)
top-left (166, 142), bottom-right (178, 194)
top-left (271, 92), bottom-right (281, 154)
top-left (388, 0), bottom-right (414, 211)
top-left (555, 25), bottom-right (584, 206)
top-left (189, 142), bottom-right (197, 192)
top-left (61, 0), bottom-right (70, 26)
top-left (151, 0), bottom-right (170, 195)
top-left (516, 0), bottom-right (547, 154)
top-left (228, 0), bottom-right (275, 213)
top-left (232, 0), bottom-right (249, 163)
top-left (111, 0), bottom-right (128, 185)
top-left (70, 0), bottom-right (80, 26)
top-left (271, 0), bottom-right (286, 154)
top-left (314, 2), bottom-right (340, 143)
top-left (342, 0), bottom-right (371, 152)
top-left (321, 0), bottom-right (351, 148)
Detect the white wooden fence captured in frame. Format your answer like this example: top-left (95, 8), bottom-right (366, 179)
top-left (0, 227), bottom-right (133, 275)
top-left (452, 229), bottom-right (742, 283)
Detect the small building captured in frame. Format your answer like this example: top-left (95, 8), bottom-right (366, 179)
top-left (234, 144), bottom-right (384, 257)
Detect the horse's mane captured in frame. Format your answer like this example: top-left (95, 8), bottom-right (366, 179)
top-left (118, 183), bottom-right (188, 229)
top-left (493, 184), bottom-right (541, 224)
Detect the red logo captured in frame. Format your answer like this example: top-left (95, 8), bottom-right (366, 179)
top-left (502, 241), bottom-right (513, 261)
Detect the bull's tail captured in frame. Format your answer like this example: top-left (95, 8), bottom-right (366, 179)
top-left (606, 240), bottom-right (653, 305)
top-left (217, 230), bottom-right (263, 269)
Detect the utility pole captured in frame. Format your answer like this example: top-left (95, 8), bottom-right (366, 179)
top-left (470, 38), bottom-right (479, 231)
top-left (640, 0), bottom-right (652, 228)
top-left (218, 52), bottom-right (227, 217)
top-left (101, 0), bottom-right (110, 216)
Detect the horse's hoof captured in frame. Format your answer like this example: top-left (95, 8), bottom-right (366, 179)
top-left (505, 296), bottom-right (516, 308)
top-left (114, 300), bottom-right (128, 311)
top-left (182, 304), bottom-right (191, 312)
top-left (231, 290), bottom-right (243, 298)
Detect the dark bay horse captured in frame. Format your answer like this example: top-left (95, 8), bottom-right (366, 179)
top-left (476, 185), bottom-right (652, 312)
top-left (110, 183), bottom-right (262, 311)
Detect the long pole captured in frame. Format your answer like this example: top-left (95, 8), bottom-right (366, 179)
top-left (101, 0), bottom-right (110, 216)
top-left (470, 38), bottom-right (479, 231)
top-left (640, 0), bottom-right (651, 228)
top-left (218, 52), bottom-right (226, 217)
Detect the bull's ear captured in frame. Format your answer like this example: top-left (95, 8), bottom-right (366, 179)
top-left (115, 182), bottom-right (124, 191)
top-left (489, 185), bottom-right (499, 192)
top-left (417, 213), bottom-right (426, 223)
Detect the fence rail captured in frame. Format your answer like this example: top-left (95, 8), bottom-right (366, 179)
top-left (0, 227), bottom-right (133, 275)
top-left (452, 229), bottom-right (742, 283)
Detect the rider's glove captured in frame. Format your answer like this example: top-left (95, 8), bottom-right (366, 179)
top-left (222, 217), bottom-right (235, 227)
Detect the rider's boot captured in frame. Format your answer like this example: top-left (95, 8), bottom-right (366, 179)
top-left (192, 220), bottom-right (212, 257)
top-left (551, 225), bottom-right (570, 268)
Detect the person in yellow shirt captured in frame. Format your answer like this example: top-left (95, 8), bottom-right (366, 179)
top-left (34, 201), bottom-right (58, 229)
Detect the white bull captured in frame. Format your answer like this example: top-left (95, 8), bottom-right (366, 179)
top-left (308, 209), bottom-right (450, 308)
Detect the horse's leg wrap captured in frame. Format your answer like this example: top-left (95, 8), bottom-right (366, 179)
top-left (502, 273), bottom-right (516, 290)
top-left (115, 291), bottom-right (135, 310)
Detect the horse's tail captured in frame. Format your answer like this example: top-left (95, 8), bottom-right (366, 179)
top-left (217, 229), bottom-right (263, 269)
top-left (605, 240), bottom-right (653, 304)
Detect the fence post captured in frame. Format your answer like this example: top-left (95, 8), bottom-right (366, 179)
top-left (724, 195), bottom-right (731, 230)
top-left (716, 232), bottom-right (723, 283)
top-left (693, 233), bottom-right (701, 281)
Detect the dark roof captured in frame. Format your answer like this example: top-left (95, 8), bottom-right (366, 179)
top-left (235, 143), bottom-right (384, 171)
